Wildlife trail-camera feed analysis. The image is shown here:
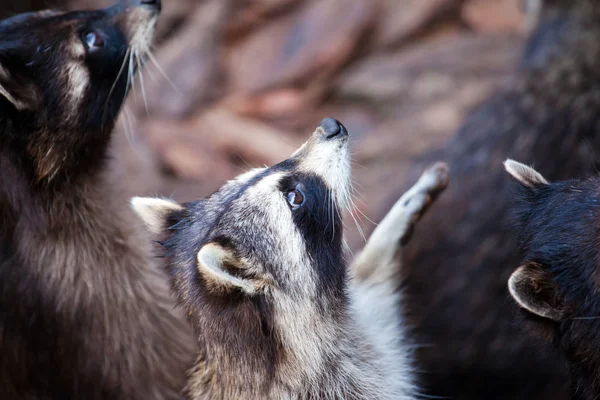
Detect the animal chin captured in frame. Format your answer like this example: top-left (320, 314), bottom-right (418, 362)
top-left (299, 143), bottom-right (351, 212)
top-left (120, 9), bottom-right (158, 54)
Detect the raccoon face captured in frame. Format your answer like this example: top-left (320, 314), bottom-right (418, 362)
top-left (0, 0), bottom-right (160, 184)
top-left (133, 118), bottom-right (351, 318)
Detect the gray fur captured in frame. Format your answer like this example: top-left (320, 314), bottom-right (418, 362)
top-left (134, 123), bottom-right (448, 400)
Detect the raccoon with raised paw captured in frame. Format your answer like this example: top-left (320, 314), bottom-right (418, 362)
top-left (0, 1), bottom-right (195, 399)
top-left (133, 118), bottom-right (449, 400)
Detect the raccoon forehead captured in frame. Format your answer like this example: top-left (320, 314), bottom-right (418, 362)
top-left (196, 171), bottom-right (288, 230)
top-left (199, 166), bottom-right (337, 245)
top-left (221, 172), bottom-right (288, 212)
top-left (222, 167), bottom-right (268, 192)
top-left (235, 168), bottom-right (268, 183)
top-left (250, 172), bottom-right (286, 192)
top-left (206, 168), bottom-right (271, 207)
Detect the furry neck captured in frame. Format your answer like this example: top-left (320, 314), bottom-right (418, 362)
top-left (188, 289), bottom-right (381, 399)
top-left (0, 145), bottom-right (145, 288)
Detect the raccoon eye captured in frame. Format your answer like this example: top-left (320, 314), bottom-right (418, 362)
top-left (84, 31), bottom-right (105, 51)
top-left (285, 188), bottom-right (305, 210)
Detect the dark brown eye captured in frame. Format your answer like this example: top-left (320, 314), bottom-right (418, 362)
top-left (286, 188), bottom-right (305, 209)
top-left (85, 31), bottom-right (105, 50)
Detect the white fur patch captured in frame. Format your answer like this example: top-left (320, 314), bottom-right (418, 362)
top-left (235, 168), bottom-right (266, 184)
top-left (350, 281), bottom-right (416, 399)
top-left (70, 37), bottom-right (86, 58)
top-left (242, 172), bottom-right (310, 284)
top-left (64, 61), bottom-right (89, 109)
top-left (123, 10), bottom-right (159, 60)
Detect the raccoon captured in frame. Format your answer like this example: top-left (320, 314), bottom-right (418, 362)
top-left (0, 1), bottom-right (195, 399)
top-left (132, 118), bottom-right (449, 400)
top-left (379, 0), bottom-right (600, 398)
top-left (505, 160), bottom-right (600, 400)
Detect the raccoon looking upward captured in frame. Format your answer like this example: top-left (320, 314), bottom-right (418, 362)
top-left (0, 1), bottom-right (195, 399)
top-left (133, 118), bottom-right (449, 400)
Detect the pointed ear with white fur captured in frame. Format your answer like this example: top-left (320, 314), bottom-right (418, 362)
top-left (509, 262), bottom-right (566, 322)
top-left (197, 242), bottom-right (271, 296)
top-left (504, 159), bottom-right (549, 188)
top-left (130, 197), bottom-right (185, 234)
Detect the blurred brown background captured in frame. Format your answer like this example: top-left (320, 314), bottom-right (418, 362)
top-left (2, 0), bottom-right (525, 250)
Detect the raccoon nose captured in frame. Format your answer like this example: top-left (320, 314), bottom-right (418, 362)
top-left (319, 117), bottom-right (348, 139)
top-left (139, 0), bottom-right (161, 11)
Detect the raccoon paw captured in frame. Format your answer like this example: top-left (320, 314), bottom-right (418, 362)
top-left (399, 162), bottom-right (449, 246)
top-left (352, 162), bottom-right (448, 282)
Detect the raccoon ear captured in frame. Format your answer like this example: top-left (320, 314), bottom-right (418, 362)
top-left (508, 262), bottom-right (566, 322)
top-left (0, 62), bottom-right (38, 111)
top-left (504, 159), bottom-right (549, 188)
top-left (197, 243), bottom-right (269, 295)
top-left (130, 197), bottom-right (185, 234)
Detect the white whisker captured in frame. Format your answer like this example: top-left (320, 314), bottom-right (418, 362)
top-left (328, 188), bottom-right (335, 243)
top-left (351, 161), bottom-right (368, 171)
top-left (345, 187), bottom-right (367, 244)
top-left (350, 185), bottom-right (377, 225)
top-left (122, 106), bottom-right (135, 147)
top-left (146, 50), bottom-right (181, 94)
top-left (128, 50), bottom-right (137, 100)
top-left (136, 51), bottom-right (149, 113)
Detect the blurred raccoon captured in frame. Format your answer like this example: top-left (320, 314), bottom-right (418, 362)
top-left (0, 1), bottom-right (195, 399)
top-left (377, 0), bottom-right (600, 398)
top-left (132, 118), bottom-right (449, 400)
top-left (504, 160), bottom-right (600, 400)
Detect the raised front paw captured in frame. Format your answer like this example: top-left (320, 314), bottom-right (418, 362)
top-left (399, 162), bottom-right (449, 246)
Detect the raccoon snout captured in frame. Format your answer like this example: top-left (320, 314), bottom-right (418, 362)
top-left (139, 0), bottom-right (161, 11)
top-left (319, 117), bottom-right (348, 140)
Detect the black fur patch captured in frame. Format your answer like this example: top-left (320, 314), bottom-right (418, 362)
top-left (278, 173), bottom-right (346, 300)
top-left (510, 176), bottom-right (600, 400)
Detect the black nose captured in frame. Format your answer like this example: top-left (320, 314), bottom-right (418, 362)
top-left (319, 117), bottom-right (348, 139)
top-left (139, 0), bottom-right (161, 11)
